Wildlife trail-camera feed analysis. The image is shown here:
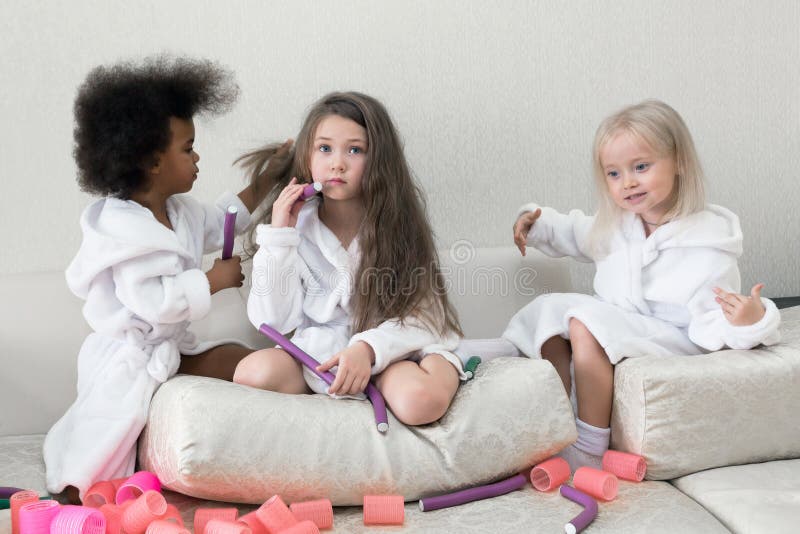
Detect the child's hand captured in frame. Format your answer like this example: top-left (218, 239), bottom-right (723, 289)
top-left (271, 177), bottom-right (308, 228)
top-left (317, 341), bottom-right (375, 396)
top-left (206, 256), bottom-right (244, 294)
top-left (513, 208), bottom-right (541, 256)
top-left (714, 284), bottom-right (767, 326)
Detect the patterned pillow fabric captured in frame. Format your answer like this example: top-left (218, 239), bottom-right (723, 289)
top-left (139, 357), bottom-right (576, 505)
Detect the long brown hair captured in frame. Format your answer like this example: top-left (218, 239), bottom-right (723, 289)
top-left (239, 92), bottom-right (462, 337)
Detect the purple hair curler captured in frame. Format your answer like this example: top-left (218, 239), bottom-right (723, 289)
top-left (0, 487), bottom-right (25, 499)
top-left (298, 182), bottom-right (323, 202)
top-left (418, 473), bottom-right (527, 512)
top-left (258, 323), bottom-right (389, 433)
top-left (560, 485), bottom-right (598, 534)
top-left (222, 206), bottom-right (237, 260)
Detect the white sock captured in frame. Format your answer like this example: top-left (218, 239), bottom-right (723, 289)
top-left (558, 418), bottom-right (610, 472)
top-left (453, 338), bottom-right (521, 365)
top-left (558, 444), bottom-right (603, 472)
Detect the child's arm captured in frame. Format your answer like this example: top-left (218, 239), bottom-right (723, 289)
top-left (686, 256), bottom-right (781, 350)
top-left (513, 203), bottom-right (594, 262)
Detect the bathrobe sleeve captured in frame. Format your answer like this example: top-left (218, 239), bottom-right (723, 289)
top-left (112, 252), bottom-right (212, 323)
top-left (685, 250), bottom-right (781, 350)
top-left (247, 224), bottom-right (309, 334)
top-left (199, 192), bottom-right (252, 254)
top-left (519, 203), bottom-right (595, 262)
top-left (349, 314), bottom-right (460, 375)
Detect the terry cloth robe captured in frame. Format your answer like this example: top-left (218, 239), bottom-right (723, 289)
top-left (248, 197), bottom-right (465, 396)
top-left (502, 203), bottom-right (781, 363)
top-left (44, 192), bottom-right (251, 498)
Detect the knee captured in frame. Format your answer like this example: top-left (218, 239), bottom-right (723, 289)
top-left (389, 380), bottom-right (452, 426)
top-left (233, 350), bottom-right (282, 390)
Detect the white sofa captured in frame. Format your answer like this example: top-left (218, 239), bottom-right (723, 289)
top-left (2, 247), bottom-right (799, 534)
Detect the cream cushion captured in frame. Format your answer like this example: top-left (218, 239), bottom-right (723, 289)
top-left (139, 358), bottom-right (576, 505)
top-left (611, 306), bottom-right (800, 480)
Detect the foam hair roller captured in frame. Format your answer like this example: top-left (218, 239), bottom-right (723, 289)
top-left (84, 480), bottom-right (117, 508)
top-left (289, 499), bottom-right (333, 530)
top-left (280, 520), bottom-right (320, 534)
top-left (18, 499), bottom-right (60, 534)
top-left (602, 450), bottom-right (647, 482)
top-left (115, 471), bottom-right (161, 505)
top-left (560, 485), bottom-right (598, 534)
top-left (299, 182), bottom-right (323, 201)
top-left (573, 467), bottom-right (618, 502)
top-left (531, 457), bottom-right (571, 492)
top-left (0, 487), bottom-right (25, 499)
top-left (363, 495), bottom-right (404, 525)
top-left (10, 490), bottom-right (39, 534)
top-left (194, 508), bottom-right (239, 534)
top-left (204, 519), bottom-right (252, 534)
top-left (255, 495), bottom-right (298, 533)
top-left (121, 490), bottom-right (168, 534)
top-left (419, 473), bottom-right (527, 512)
top-left (258, 323), bottom-right (389, 433)
top-left (50, 505), bottom-right (106, 534)
top-left (145, 519), bottom-right (191, 534)
top-left (222, 206), bottom-right (237, 260)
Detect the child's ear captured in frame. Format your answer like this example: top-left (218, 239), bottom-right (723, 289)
top-left (147, 154), bottom-right (162, 175)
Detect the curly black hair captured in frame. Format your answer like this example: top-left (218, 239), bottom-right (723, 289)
top-left (73, 55), bottom-right (239, 198)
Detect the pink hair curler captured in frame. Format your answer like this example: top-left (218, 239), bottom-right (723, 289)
top-left (194, 508), bottom-right (239, 534)
top-left (158, 504), bottom-right (184, 527)
top-left (84, 480), bottom-right (117, 508)
top-left (298, 182), bottom-right (323, 202)
top-left (145, 519), bottom-right (191, 534)
top-left (419, 473), bottom-right (527, 512)
top-left (115, 471), bottom-right (161, 505)
top-left (10, 490), bottom-right (39, 534)
top-left (560, 485), bottom-right (598, 534)
top-left (573, 467), bottom-right (618, 502)
top-left (602, 450), bottom-right (647, 482)
top-left (363, 495), bottom-right (404, 525)
top-left (237, 512), bottom-right (269, 534)
top-left (121, 490), bottom-right (168, 534)
top-left (222, 206), bottom-right (237, 260)
top-left (99, 504), bottom-right (124, 534)
top-left (531, 457), bottom-right (571, 492)
top-left (18, 499), bottom-right (60, 534)
top-left (281, 520), bottom-right (320, 534)
top-left (204, 519), bottom-right (252, 534)
top-left (258, 323), bottom-right (389, 433)
top-left (50, 505), bottom-right (106, 534)
top-left (255, 495), bottom-right (297, 533)
top-left (289, 499), bottom-right (333, 530)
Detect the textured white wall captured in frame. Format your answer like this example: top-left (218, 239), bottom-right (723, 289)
top-left (1, 0), bottom-right (798, 296)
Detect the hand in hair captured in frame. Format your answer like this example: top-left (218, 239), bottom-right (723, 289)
top-left (205, 256), bottom-right (245, 294)
top-left (271, 177), bottom-right (309, 228)
top-left (513, 208), bottom-right (542, 256)
top-left (317, 341), bottom-right (375, 396)
top-left (713, 284), bottom-right (767, 326)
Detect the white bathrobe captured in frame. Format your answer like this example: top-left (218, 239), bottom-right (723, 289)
top-left (502, 204), bottom-right (781, 363)
top-left (248, 198), bottom-right (464, 395)
top-left (44, 192), bottom-right (251, 497)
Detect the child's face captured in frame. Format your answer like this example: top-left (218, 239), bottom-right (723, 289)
top-left (601, 131), bottom-right (677, 223)
top-left (148, 117), bottom-right (199, 196)
top-left (309, 114), bottom-right (368, 202)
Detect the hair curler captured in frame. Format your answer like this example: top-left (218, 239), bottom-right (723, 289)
top-left (463, 356), bottom-right (481, 380)
top-left (18, 499), bottom-right (60, 534)
top-left (560, 485), bottom-right (598, 534)
top-left (602, 450), bottom-right (647, 482)
top-left (573, 467), bottom-right (618, 502)
top-left (194, 508), bottom-right (239, 534)
top-left (298, 182), bottom-right (323, 202)
top-left (0, 487), bottom-right (25, 499)
top-left (115, 471), bottom-right (161, 505)
top-left (289, 499), bottom-right (333, 530)
top-left (222, 206), bottom-right (238, 260)
top-left (363, 495), bottom-right (404, 525)
top-left (258, 323), bottom-right (389, 433)
top-left (255, 495), bottom-right (297, 533)
top-left (419, 473), bottom-right (527, 512)
top-left (10, 490), bottom-right (39, 534)
top-left (530, 457), bottom-right (571, 492)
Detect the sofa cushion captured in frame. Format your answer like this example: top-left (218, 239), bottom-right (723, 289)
top-left (139, 358), bottom-right (576, 505)
top-left (671, 459), bottom-right (800, 533)
top-left (611, 305), bottom-right (800, 480)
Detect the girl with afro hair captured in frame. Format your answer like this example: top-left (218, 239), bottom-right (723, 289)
top-left (44, 56), bottom-right (289, 501)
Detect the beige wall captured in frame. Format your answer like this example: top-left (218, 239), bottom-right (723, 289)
top-left (1, 0), bottom-right (798, 296)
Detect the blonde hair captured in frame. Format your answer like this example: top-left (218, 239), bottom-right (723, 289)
top-left (589, 100), bottom-right (706, 255)
top-left (239, 92), bottom-right (462, 338)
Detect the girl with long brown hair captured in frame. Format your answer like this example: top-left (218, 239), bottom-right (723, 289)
top-left (234, 91), bottom-right (465, 425)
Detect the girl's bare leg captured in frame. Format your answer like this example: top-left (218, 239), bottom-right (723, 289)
top-left (540, 335), bottom-right (572, 393)
top-left (568, 318), bottom-right (614, 428)
top-left (178, 343), bottom-right (252, 380)
top-left (232, 348), bottom-right (310, 394)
